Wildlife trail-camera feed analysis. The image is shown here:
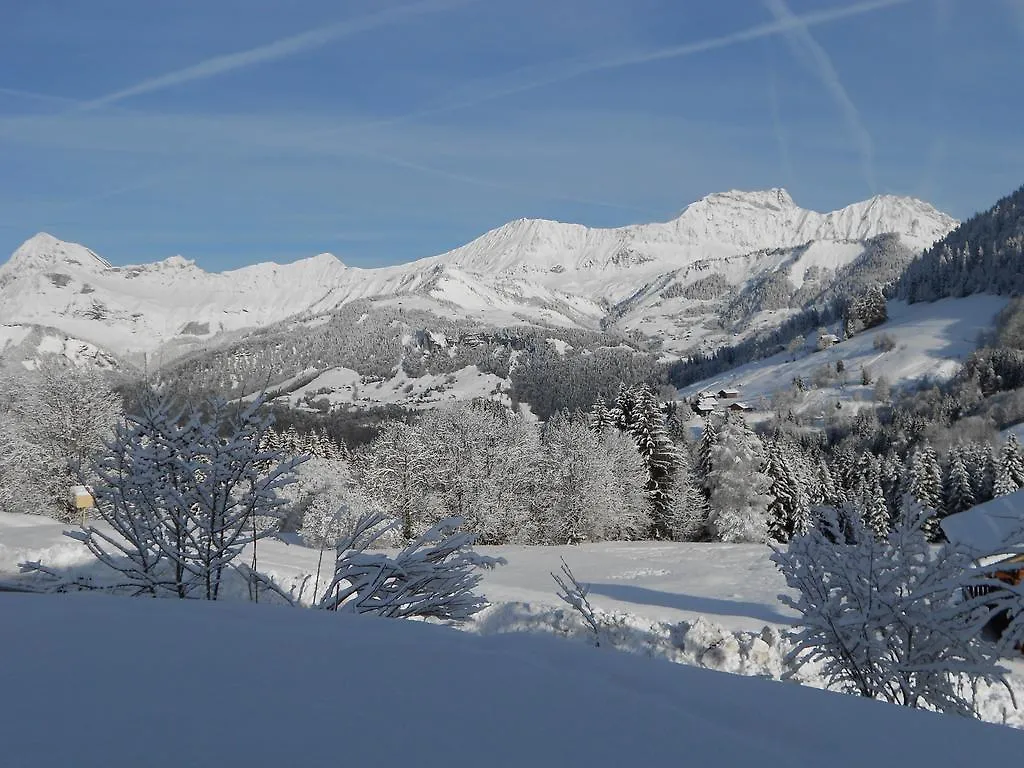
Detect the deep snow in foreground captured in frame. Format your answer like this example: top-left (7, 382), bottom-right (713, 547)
top-left (2, 592), bottom-right (1023, 768)
top-left (3, 511), bottom-right (1024, 736)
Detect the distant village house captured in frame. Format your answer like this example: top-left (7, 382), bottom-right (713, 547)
top-left (693, 398), bottom-right (717, 416)
top-left (818, 333), bottom-right (841, 350)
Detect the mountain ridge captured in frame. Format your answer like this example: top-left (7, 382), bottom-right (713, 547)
top-left (0, 189), bottom-right (959, 363)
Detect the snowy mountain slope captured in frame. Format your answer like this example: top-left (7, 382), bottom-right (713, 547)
top-left (676, 295), bottom-right (1008, 418)
top-left (0, 322), bottom-right (124, 371)
top-left (0, 236), bottom-right (604, 359)
top-left (0, 190), bottom-right (957, 362)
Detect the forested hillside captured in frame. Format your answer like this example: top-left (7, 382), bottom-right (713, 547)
top-left (899, 184), bottom-right (1024, 302)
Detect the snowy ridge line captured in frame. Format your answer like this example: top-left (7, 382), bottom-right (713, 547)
top-left (0, 188), bottom-right (957, 359)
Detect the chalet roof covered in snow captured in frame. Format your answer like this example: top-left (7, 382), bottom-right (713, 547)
top-left (940, 489), bottom-right (1024, 554)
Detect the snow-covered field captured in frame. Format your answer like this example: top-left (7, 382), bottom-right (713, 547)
top-left (4, 511), bottom-right (1024, 735)
top-left (7, 591), bottom-right (1024, 768)
top-left (678, 295), bottom-right (1007, 419)
top-left (283, 363), bottom-right (511, 411)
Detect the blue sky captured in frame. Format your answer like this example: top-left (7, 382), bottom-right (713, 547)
top-left (0, 0), bottom-right (1021, 270)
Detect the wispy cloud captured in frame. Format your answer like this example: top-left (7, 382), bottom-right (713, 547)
top-left (342, 0), bottom-right (915, 133)
top-left (0, 86), bottom-right (78, 107)
top-left (76, 0), bottom-right (472, 111)
top-left (0, 109), bottom-right (652, 220)
top-left (762, 0), bottom-right (877, 191)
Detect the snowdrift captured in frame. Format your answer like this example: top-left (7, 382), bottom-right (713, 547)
top-left (1, 592), bottom-right (1022, 768)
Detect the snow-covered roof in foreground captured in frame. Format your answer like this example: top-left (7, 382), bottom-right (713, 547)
top-left (0, 592), bottom-right (1020, 767)
top-left (941, 489), bottom-right (1024, 553)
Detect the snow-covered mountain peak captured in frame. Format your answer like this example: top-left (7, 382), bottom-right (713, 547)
top-left (818, 194), bottom-right (957, 247)
top-left (228, 251), bottom-right (348, 283)
top-left (306, 252), bottom-right (346, 269)
top-left (2, 232), bottom-right (112, 274)
top-left (432, 189), bottom-right (957, 281)
top-left (685, 188), bottom-right (797, 214)
top-left (667, 188), bottom-right (955, 251)
top-left (157, 255), bottom-right (195, 270)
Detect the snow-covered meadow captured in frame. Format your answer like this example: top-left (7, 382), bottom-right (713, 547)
top-left (4, 511), bottom-right (1024, 734)
top-left (7, 589), bottom-right (1024, 768)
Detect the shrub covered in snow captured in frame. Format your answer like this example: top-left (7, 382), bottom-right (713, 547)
top-left (24, 393), bottom-right (304, 600)
top-left (771, 497), bottom-right (1012, 717)
top-left (316, 511), bottom-right (505, 621)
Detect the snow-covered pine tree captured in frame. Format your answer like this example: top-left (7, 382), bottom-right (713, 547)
top-left (611, 382), bottom-right (638, 434)
top-left (964, 440), bottom-right (996, 504)
top-left (667, 448), bottom-right (709, 541)
top-left (765, 438), bottom-right (806, 542)
top-left (695, 413), bottom-right (720, 500)
top-left (994, 433), bottom-right (1024, 497)
top-left (944, 445), bottom-right (976, 516)
top-left (627, 386), bottom-right (681, 539)
top-left (705, 413), bottom-right (771, 543)
top-left (849, 451), bottom-right (877, 503)
top-left (589, 397), bottom-right (614, 432)
top-left (284, 425), bottom-right (301, 454)
top-left (812, 456), bottom-right (844, 507)
top-left (862, 474), bottom-right (890, 539)
top-left (829, 444), bottom-right (857, 498)
top-left (878, 451), bottom-right (904, 516)
top-left (906, 443), bottom-right (944, 536)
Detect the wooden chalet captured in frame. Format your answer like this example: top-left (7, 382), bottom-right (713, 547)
top-left (941, 491), bottom-right (1024, 644)
top-left (693, 398), bottom-right (717, 416)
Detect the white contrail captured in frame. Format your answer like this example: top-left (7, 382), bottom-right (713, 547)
top-left (0, 86), bottom-right (78, 106)
top-left (77, 0), bottom-right (472, 111)
top-left (395, 0), bottom-right (914, 126)
top-left (763, 0), bottom-right (877, 191)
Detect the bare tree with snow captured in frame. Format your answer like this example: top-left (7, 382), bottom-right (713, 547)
top-left (0, 358), bottom-right (121, 519)
top-left (51, 392), bottom-right (303, 599)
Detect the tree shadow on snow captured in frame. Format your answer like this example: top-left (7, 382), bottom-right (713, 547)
top-left (586, 583), bottom-right (794, 626)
